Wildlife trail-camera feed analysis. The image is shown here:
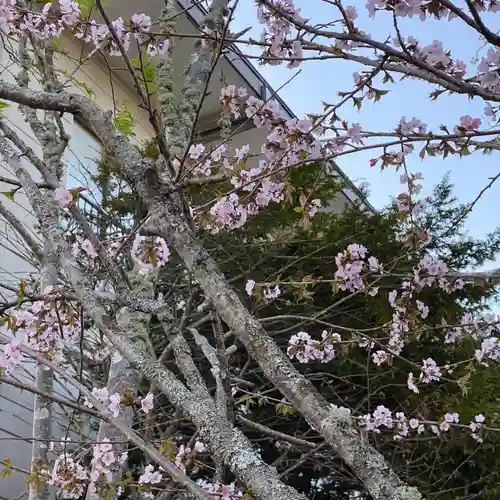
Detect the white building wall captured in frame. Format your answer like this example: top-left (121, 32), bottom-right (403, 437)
top-left (0, 36), bottom-right (153, 499)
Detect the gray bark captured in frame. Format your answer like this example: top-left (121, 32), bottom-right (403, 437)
top-left (64, 267), bottom-right (309, 500)
top-left (30, 357), bottom-right (53, 500)
top-left (0, 150), bottom-right (213, 500)
top-left (0, 132), bottom-right (58, 500)
top-left (149, 203), bottom-right (422, 500)
top-left (0, 80), bottom-right (421, 500)
top-left (11, 339), bottom-right (213, 500)
top-left (28, 205), bottom-right (56, 500)
top-left (2, 146), bottom-right (308, 500)
top-left (84, 350), bottom-right (138, 500)
top-left (176, 0), bottom-right (230, 155)
top-left (86, 271), bottom-right (151, 500)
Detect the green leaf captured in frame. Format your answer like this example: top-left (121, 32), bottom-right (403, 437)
top-left (258, 396), bottom-right (268, 406)
top-left (237, 394), bottom-right (255, 407)
top-left (114, 104), bottom-right (135, 136)
top-left (352, 96), bottom-right (363, 110)
top-left (442, 141), bottom-right (455, 159)
top-left (50, 37), bottom-right (66, 54)
top-left (459, 144), bottom-right (471, 157)
top-left (0, 468), bottom-right (12, 479)
top-left (0, 100), bottom-right (10, 113)
top-left (142, 60), bottom-right (157, 84)
top-left (1, 458), bottom-right (12, 479)
top-left (425, 146), bottom-right (436, 157)
top-left (382, 72), bottom-right (394, 84)
top-left (0, 191), bottom-right (15, 200)
top-left (276, 402), bottom-right (295, 415)
top-left (104, 486), bottom-right (115, 500)
top-left (373, 89), bottom-right (389, 102)
top-left (132, 52), bottom-right (158, 93)
top-left (330, 44), bottom-right (342, 55)
top-left (158, 438), bottom-right (176, 459)
top-left (26, 470), bottom-right (43, 488)
top-left (457, 371), bottom-right (471, 396)
top-left (69, 187), bottom-right (83, 203)
top-left (17, 279), bottom-right (25, 307)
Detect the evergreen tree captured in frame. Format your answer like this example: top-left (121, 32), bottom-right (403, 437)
top-left (86, 143), bottom-right (500, 499)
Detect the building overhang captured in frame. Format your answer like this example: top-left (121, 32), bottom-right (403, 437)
top-left (175, 0), bottom-right (376, 213)
top-left (91, 0), bottom-right (376, 213)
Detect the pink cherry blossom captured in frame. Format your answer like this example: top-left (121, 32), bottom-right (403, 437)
top-left (81, 239), bottom-right (98, 258)
top-left (194, 440), bottom-right (206, 453)
top-left (92, 387), bottom-right (110, 403)
top-left (1, 339), bottom-right (23, 372)
top-left (264, 285), bottom-right (281, 300)
top-left (131, 13), bottom-right (152, 33)
top-left (470, 414), bottom-right (486, 442)
top-left (199, 480), bottom-right (242, 499)
top-left (399, 117), bottom-right (427, 135)
top-left (344, 6), bottom-right (358, 21)
top-left (54, 187), bottom-right (72, 207)
top-left (307, 199), bottom-right (321, 217)
top-left (140, 392), bottom-right (154, 413)
top-left (347, 123), bottom-right (362, 144)
top-left (245, 279), bottom-right (256, 296)
top-left (407, 372), bottom-right (419, 393)
top-left (416, 300), bottom-right (429, 319)
top-left (475, 336), bottom-right (500, 365)
top-left (420, 357), bottom-right (442, 383)
top-left (288, 330), bottom-right (340, 363)
top-left (131, 235), bottom-right (170, 272)
top-left (139, 464), bottom-right (163, 484)
top-left (372, 350), bottom-right (390, 366)
top-left (457, 115), bottom-right (482, 132)
top-left (188, 143), bottom-right (206, 160)
top-left (147, 40), bottom-right (169, 57)
top-left (210, 194), bottom-right (248, 231)
top-left (108, 393), bottom-right (121, 418)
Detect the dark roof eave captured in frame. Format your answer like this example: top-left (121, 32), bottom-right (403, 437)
top-left (176, 0), bottom-right (376, 214)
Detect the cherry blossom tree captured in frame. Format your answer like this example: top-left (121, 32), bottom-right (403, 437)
top-left (0, 1), bottom-right (499, 500)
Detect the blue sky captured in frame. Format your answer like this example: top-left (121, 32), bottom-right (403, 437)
top-left (230, 0), bottom-right (500, 271)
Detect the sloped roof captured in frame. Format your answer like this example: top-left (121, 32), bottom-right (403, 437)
top-left (177, 0), bottom-right (376, 214)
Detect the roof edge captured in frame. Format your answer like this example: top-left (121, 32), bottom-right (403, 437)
top-left (176, 0), bottom-right (376, 214)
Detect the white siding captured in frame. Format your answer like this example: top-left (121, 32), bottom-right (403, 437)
top-left (0, 35), bottom-right (153, 498)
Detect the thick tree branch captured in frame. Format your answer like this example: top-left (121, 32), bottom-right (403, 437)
top-left (0, 333), bottom-right (213, 500)
top-left (0, 71), bottom-right (420, 500)
top-left (5, 146), bottom-right (309, 500)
